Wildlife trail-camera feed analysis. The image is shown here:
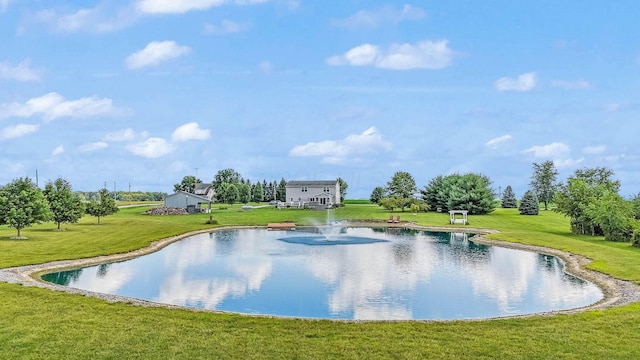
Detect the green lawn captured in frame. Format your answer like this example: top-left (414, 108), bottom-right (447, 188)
top-left (1, 204), bottom-right (640, 359)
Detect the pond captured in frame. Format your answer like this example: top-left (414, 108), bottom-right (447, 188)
top-left (41, 227), bottom-right (603, 320)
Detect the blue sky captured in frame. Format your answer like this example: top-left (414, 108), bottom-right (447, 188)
top-left (1, 1), bottom-right (639, 199)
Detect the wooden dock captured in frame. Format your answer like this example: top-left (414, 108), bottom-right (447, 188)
top-left (267, 223), bottom-right (296, 230)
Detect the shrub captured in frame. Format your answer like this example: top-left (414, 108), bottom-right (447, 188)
top-left (632, 228), bottom-right (640, 247)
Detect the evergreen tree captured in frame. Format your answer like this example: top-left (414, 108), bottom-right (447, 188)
top-left (501, 185), bottom-right (518, 208)
top-left (43, 178), bottom-right (84, 230)
top-left (0, 177), bottom-right (51, 238)
top-left (370, 186), bottom-right (386, 204)
top-left (85, 188), bottom-right (119, 224)
top-left (421, 173), bottom-right (496, 215)
top-left (519, 190), bottom-right (539, 215)
top-left (276, 178), bottom-right (287, 202)
top-left (252, 182), bottom-right (264, 203)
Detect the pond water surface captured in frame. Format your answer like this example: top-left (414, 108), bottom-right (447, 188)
top-left (42, 228), bottom-right (602, 320)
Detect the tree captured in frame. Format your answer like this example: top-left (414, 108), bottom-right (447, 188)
top-left (370, 186), bottom-right (386, 204)
top-left (519, 190), bottom-right (539, 215)
top-left (337, 177), bottom-right (348, 202)
top-left (631, 193), bottom-right (640, 220)
top-left (421, 173), bottom-right (496, 215)
top-left (585, 190), bottom-right (633, 242)
top-left (530, 161), bottom-right (558, 210)
top-left (554, 167), bottom-right (620, 236)
top-left (0, 177), bottom-right (51, 238)
top-left (379, 196), bottom-right (402, 212)
top-left (219, 183), bottom-right (239, 205)
top-left (85, 188), bottom-right (119, 224)
top-left (386, 171), bottom-right (417, 212)
top-left (173, 175), bottom-right (201, 193)
top-left (501, 185), bottom-right (517, 208)
top-left (252, 182), bottom-right (264, 203)
top-left (263, 180), bottom-right (274, 201)
top-left (43, 178), bottom-right (84, 230)
top-left (421, 175), bottom-right (448, 211)
top-left (213, 169), bottom-right (242, 199)
top-left (276, 178), bottom-right (287, 202)
top-left (237, 183), bottom-right (251, 204)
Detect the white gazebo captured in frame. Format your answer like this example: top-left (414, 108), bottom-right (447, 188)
top-left (449, 210), bottom-right (468, 225)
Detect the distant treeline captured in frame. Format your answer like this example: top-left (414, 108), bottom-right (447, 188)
top-left (75, 191), bottom-right (166, 202)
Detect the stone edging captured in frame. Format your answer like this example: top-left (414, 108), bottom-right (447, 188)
top-left (1, 224), bottom-right (639, 320)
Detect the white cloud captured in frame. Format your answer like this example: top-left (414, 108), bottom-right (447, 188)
top-left (327, 40), bottom-right (453, 70)
top-left (51, 145), bottom-right (65, 157)
top-left (171, 122), bottom-right (211, 142)
top-left (78, 141), bottom-right (108, 153)
top-left (0, 123), bottom-right (39, 140)
top-left (32, 4), bottom-right (139, 33)
top-left (0, 0), bottom-right (9, 12)
top-left (550, 79), bottom-right (592, 90)
top-left (554, 158), bottom-right (584, 169)
top-left (125, 41), bottom-right (190, 70)
top-left (523, 142), bottom-right (570, 158)
top-left (103, 128), bottom-right (148, 142)
top-left (0, 92), bottom-right (119, 122)
top-left (289, 126), bottom-right (392, 164)
top-left (485, 134), bottom-right (512, 149)
top-left (583, 145), bottom-right (606, 155)
top-left (332, 4), bottom-right (426, 29)
top-left (495, 72), bottom-right (536, 92)
top-left (126, 137), bottom-right (175, 158)
top-left (204, 20), bottom-right (250, 35)
top-left (0, 59), bottom-right (40, 81)
top-left (136, 0), bottom-right (231, 14)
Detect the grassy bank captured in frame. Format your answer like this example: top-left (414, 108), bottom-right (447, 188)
top-left (1, 205), bottom-right (640, 359)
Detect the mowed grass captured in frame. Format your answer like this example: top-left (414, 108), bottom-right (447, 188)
top-left (1, 204), bottom-right (640, 359)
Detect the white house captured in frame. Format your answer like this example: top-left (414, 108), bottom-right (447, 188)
top-left (194, 183), bottom-right (215, 200)
top-left (165, 183), bottom-right (214, 213)
top-left (285, 180), bottom-right (340, 209)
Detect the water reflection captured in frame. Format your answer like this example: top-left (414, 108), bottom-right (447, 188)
top-left (42, 228), bottom-right (602, 320)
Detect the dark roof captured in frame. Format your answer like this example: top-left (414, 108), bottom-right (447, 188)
top-left (286, 180), bottom-right (338, 187)
top-left (194, 183), bottom-right (212, 195)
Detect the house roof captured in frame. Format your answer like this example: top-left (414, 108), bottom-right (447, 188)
top-left (167, 190), bottom-right (211, 202)
top-left (194, 183), bottom-right (213, 196)
top-left (286, 180), bottom-right (338, 187)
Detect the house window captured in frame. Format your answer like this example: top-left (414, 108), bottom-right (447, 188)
top-left (302, 186), bottom-right (308, 192)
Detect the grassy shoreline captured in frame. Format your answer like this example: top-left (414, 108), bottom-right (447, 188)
top-left (2, 205), bottom-right (640, 359)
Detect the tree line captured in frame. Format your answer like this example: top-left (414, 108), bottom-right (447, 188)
top-left (370, 171), bottom-right (496, 215)
top-left (173, 168), bottom-right (348, 206)
top-left (371, 163), bottom-right (640, 246)
top-left (0, 178), bottom-right (119, 238)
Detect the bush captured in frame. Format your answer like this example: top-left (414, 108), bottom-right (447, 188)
top-left (632, 229), bottom-right (640, 247)
top-left (519, 190), bottom-right (539, 215)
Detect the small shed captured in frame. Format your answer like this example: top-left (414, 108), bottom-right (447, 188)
top-left (449, 210), bottom-right (468, 225)
top-left (165, 191), bottom-right (212, 213)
